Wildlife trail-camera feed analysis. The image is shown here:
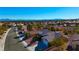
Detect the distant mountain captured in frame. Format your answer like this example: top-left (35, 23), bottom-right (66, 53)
top-left (0, 18), bottom-right (79, 22)
top-left (0, 19), bottom-right (15, 21)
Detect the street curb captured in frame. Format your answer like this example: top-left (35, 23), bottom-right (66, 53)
top-left (0, 28), bottom-right (11, 51)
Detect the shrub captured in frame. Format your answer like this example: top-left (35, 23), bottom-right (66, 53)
top-left (0, 26), bottom-right (7, 35)
top-left (75, 29), bottom-right (79, 34)
top-left (49, 36), bottom-right (68, 47)
top-left (63, 29), bottom-right (74, 35)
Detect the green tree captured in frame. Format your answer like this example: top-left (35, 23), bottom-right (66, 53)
top-left (17, 25), bottom-right (22, 30)
top-left (27, 24), bottom-right (32, 31)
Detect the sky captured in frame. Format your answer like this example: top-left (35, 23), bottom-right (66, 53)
top-left (0, 7), bottom-right (79, 20)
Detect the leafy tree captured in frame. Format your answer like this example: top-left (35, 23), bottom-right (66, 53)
top-left (17, 25), bottom-right (22, 30)
top-left (27, 24), bottom-right (32, 31)
top-left (24, 32), bottom-right (30, 38)
top-left (48, 27), bottom-right (55, 31)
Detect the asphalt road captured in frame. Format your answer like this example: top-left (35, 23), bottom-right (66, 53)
top-left (4, 28), bottom-right (27, 51)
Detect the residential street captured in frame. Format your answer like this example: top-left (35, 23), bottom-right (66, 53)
top-left (4, 28), bottom-right (27, 51)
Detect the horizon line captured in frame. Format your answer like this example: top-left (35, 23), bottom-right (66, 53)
top-left (0, 18), bottom-right (79, 20)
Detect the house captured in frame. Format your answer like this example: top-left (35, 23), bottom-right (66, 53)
top-left (37, 29), bottom-right (62, 42)
top-left (68, 34), bottom-right (79, 50)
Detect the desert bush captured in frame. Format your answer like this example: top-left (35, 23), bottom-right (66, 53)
top-left (0, 26), bottom-right (7, 35)
top-left (75, 29), bottom-right (79, 34)
top-left (49, 36), bottom-right (68, 47)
